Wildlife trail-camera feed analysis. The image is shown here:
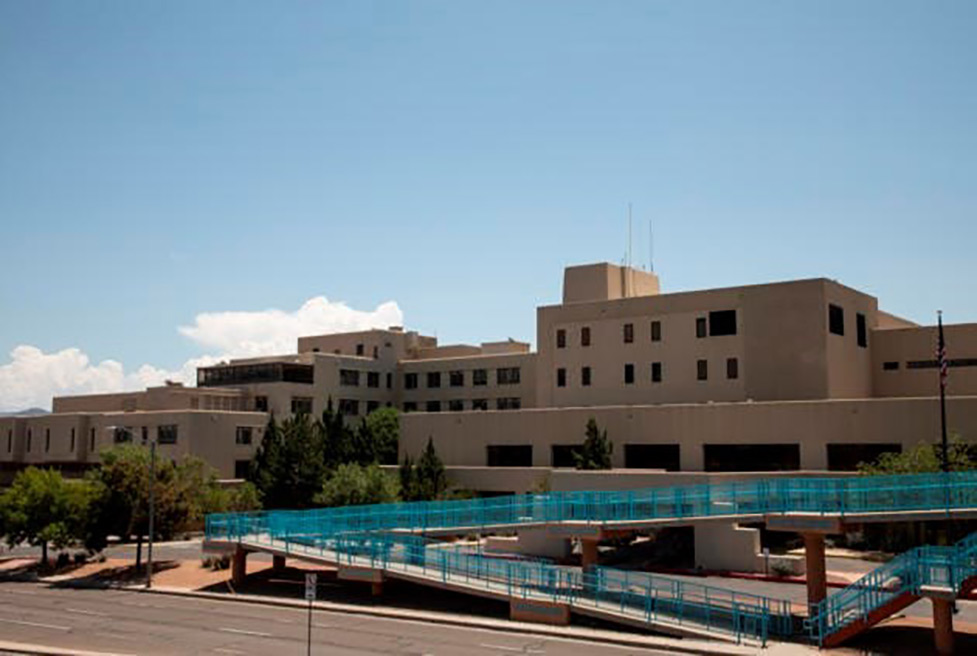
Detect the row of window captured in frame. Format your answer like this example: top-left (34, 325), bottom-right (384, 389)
top-left (828, 304), bottom-right (868, 348)
top-left (403, 397), bottom-right (522, 413)
top-left (113, 425), bottom-right (179, 445)
top-left (404, 367), bottom-right (521, 390)
top-left (884, 358), bottom-right (977, 371)
top-left (556, 358), bottom-right (739, 387)
top-left (484, 442), bottom-right (902, 471)
top-left (339, 369), bottom-right (393, 389)
top-left (555, 310), bottom-right (738, 348)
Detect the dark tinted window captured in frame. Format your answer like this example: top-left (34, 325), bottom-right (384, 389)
top-left (651, 362), bottom-right (662, 383)
top-left (651, 320), bottom-right (661, 342)
top-left (427, 372), bottom-right (441, 388)
top-left (234, 460), bottom-right (251, 479)
top-left (581, 366), bottom-right (591, 386)
top-left (623, 323), bottom-right (634, 343)
top-left (883, 361), bottom-right (900, 371)
top-left (703, 444), bottom-right (800, 472)
top-left (624, 363), bottom-right (634, 384)
top-left (697, 359), bottom-right (708, 381)
top-left (556, 368), bottom-right (566, 387)
top-left (695, 317), bottom-right (707, 338)
top-left (581, 326), bottom-right (591, 347)
top-left (425, 400), bottom-right (441, 412)
top-left (450, 370), bottom-right (464, 387)
top-left (404, 373), bottom-right (418, 389)
top-left (829, 304), bottom-right (845, 336)
top-left (856, 313), bottom-right (868, 348)
top-left (551, 444), bottom-right (580, 468)
top-left (473, 369), bottom-right (488, 386)
top-left (709, 310), bottom-right (737, 336)
top-left (487, 445), bottom-right (533, 467)
top-left (827, 443), bottom-right (902, 471)
top-left (625, 444), bottom-right (680, 470)
top-left (726, 357), bottom-right (739, 380)
top-left (556, 329), bottom-right (566, 348)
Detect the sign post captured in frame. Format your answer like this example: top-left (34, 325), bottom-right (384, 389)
top-left (305, 573), bottom-right (317, 656)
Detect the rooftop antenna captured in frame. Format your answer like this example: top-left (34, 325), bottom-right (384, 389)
top-left (627, 203), bottom-right (633, 297)
top-left (649, 218), bottom-right (655, 273)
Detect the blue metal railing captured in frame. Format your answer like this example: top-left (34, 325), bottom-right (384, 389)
top-left (806, 529), bottom-right (977, 645)
top-left (207, 472), bottom-right (977, 544)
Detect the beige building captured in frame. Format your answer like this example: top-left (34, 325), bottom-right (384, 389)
top-left (3, 261), bottom-right (976, 486)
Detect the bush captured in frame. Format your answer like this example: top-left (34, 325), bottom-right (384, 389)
top-left (315, 463), bottom-right (400, 507)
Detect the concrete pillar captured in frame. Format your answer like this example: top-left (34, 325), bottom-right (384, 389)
top-left (581, 539), bottom-right (599, 570)
top-left (371, 581), bottom-right (384, 597)
top-left (231, 546), bottom-right (247, 587)
top-left (272, 554), bottom-right (286, 571)
top-left (802, 533), bottom-right (827, 614)
top-left (932, 597), bottom-right (955, 656)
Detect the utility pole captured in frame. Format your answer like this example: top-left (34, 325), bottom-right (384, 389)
top-left (938, 311), bottom-right (949, 473)
top-left (147, 439), bottom-right (156, 588)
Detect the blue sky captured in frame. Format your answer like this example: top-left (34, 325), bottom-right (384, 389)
top-left (1, 1), bottom-right (975, 409)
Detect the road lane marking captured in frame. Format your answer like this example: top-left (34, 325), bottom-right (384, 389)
top-left (67, 607), bottom-right (109, 617)
top-left (214, 649), bottom-right (247, 655)
top-left (479, 645), bottom-right (544, 654)
top-left (0, 617), bottom-right (71, 631)
top-left (218, 627), bottom-right (274, 638)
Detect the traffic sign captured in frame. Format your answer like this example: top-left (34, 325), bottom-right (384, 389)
top-left (305, 573), bottom-right (317, 601)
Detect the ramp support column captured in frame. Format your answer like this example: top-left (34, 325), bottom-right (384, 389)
top-left (581, 538), bottom-right (599, 571)
top-left (231, 546), bottom-right (248, 587)
top-left (371, 581), bottom-right (384, 597)
top-left (802, 532), bottom-right (827, 614)
top-left (931, 596), bottom-right (955, 655)
top-left (272, 554), bottom-right (286, 571)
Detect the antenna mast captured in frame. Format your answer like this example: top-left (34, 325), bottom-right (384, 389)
top-left (649, 218), bottom-right (655, 272)
top-left (627, 203), bottom-right (633, 297)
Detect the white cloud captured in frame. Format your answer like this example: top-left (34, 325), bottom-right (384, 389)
top-left (0, 297), bottom-right (403, 412)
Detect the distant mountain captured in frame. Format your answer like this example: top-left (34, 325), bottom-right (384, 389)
top-left (0, 407), bottom-right (49, 417)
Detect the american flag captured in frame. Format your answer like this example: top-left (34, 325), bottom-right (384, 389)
top-left (937, 312), bottom-right (948, 391)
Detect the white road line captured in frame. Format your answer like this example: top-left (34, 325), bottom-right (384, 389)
top-left (218, 627), bottom-right (274, 638)
top-left (0, 617), bottom-right (71, 631)
top-left (479, 645), bottom-right (523, 653)
top-left (214, 649), bottom-right (247, 655)
top-left (67, 607), bottom-right (109, 617)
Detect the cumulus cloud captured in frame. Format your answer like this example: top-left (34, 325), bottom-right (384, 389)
top-left (0, 297), bottom-right (403, 412)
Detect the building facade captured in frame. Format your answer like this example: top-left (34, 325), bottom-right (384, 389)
top-left (2, 262), bottom-right (976, 486)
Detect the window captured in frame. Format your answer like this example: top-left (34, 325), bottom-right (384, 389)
top-left (827, 443), bottom-right (903, 471)
top-left (367, 371), bottom-right (380, 388)
top-left (45, 428), bottom-right (50, 453)
top-left (291, 397), bottom-right (313, 414)
top-left (236, 426), bottom-right (253, 445)
top-left (696, 317), bottom-right (707, 338)
top-left (651, 320), bottom-right (662, 342)
top-left (340, 369), bottom-right (360, 386)
top-left (403, 402), bottom-right (418, 413)
top-left (449, 370), bottom-right (464, 387)
top-left (697, 359), bottom-right (708, 381)
top-left (473, 369), bottom-right (488, 386)
top-left (254, 396), bottom-right (269, 412)
top-left (497, 367), bottom-right (520, 385)
top-left (234, 460), bottom-right (251, 479)
top-left (581, 326), bottom-right (591, 347)
top-left (625, 444), bottom-right (680, 470)
top-left (367, 400), bottom-right (380, 414)
top-left (472, 399), bottom-right (488, 411)
top-left (405, 373), bottom-right (418, 389)
top-left (448, 400), bottom-right (464, 412)
top-left (556, 329), bottom-right (566, 349)
top-left (581, 366), bottom-right (592, 386)
top-left (425, 400), bottom-right (441, 413)
top-left (339, 399), bottom-right (360, 416)
top-left (356, 343), bottom-right (364, 356)
top-left (372, 345), bottom-right (379, 359)
top-left (496, 397), bottom-right (521, 410)
top-left (26, 429), bottom-right (31, 451)
top-left (113, 427), bottom-right (131, 444)
top-left (90, 428), bottom-right (95, 451)
top-left (726, 357), bottom-right (739, 380)
top-left (623, 323), bottom-right (634, 343)
top-left (828, 304), bottom-right (845, 336)
top-left (487, 445), bottom-right (532, 467)
top-left (7, 430), bottom-right (11, 453)
top-left (158, 425), bottom-right (178, 445)
top-left (556, 368), bottom-right (567, 388)
top-left (70, 428), bottom-right (75, 452)
top-left (709, 310), bottom-right (737, 337)
top-left (551, 444), bottom-right (580, 468)
top-left (704, 444), bottom-right (800, 472)
top-left (427, 372), bottom-right (441, 388)
top-left (856, 313), bottom-right (868, 348)
top-left (883, 361), bottom-right (900, 371)
top-left (624, 363), bottom-right (635, 384)
top-left (386, 373), bottom-right (392, 389)
top-left (141, 426), bottom-right (148, 445)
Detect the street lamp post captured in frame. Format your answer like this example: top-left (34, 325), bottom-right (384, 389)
top-left (147, 439), bottom-right (156, 589)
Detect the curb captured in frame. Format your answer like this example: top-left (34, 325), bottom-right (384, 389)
top-left (48, 577), bottom-right (770, 656)
top-left (0, 640), bottom-right (132, 656)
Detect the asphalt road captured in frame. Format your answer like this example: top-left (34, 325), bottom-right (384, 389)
top-left (0, 582), bottom-right (669, 655)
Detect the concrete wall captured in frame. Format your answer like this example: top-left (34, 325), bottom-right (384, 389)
top-left (872, 323), bottom-right (977, 398)
top-left (401, 396), bottom-right (977, 472)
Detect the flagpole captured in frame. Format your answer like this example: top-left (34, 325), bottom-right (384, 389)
top-left (938, 311), bottom-right (949, 473)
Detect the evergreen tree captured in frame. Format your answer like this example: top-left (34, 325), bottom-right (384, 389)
top-left (415, 437), bottom-right (448, 500)
top-left (575, 418), bottom-right (613, 470)
top-left (365, 407), bottom-right (399, 465)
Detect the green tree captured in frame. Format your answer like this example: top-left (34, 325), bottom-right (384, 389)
top-left (250, 413), bottom-right (327, 509)
top-left (401, 438), bottom-right (448, 502)
top-left (575, 418), bottom-right (613, 470)
top-left (858, 436), bottom-right (975, 475)
top-left (1, 467), bottom-right (86, 565)
top-left (365, 407), bottom-right (399, 465)
top-left (314, 463), bottom-right (400, 507)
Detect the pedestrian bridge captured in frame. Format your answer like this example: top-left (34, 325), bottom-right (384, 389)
top-left (205, 471), bottom-right (977, 648)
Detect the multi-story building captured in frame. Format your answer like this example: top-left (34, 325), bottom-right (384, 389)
top-left (3, 261), bottom-right (976, 488)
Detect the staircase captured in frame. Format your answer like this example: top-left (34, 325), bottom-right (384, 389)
top-left (807, 530), bottom-right (977, 647)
